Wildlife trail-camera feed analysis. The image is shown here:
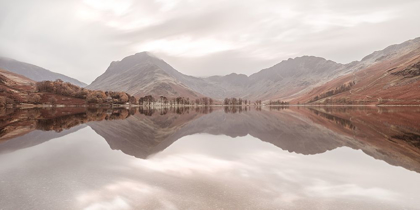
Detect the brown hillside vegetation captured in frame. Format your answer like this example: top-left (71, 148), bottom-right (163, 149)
top-left (294, 41), bottom-right (420, 105)
top-left (0, 68), bottom-right (134, 106)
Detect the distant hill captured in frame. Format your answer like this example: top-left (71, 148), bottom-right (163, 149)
top-left (201, 56), bottom-right (349, 100)
top-left (0, 57), bottom-right (87, 87)
top-left (0, 68), bottom-right (36, 102)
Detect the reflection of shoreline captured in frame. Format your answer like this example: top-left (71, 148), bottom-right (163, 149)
top-left (1, 106), bottom-right (419, 174)
top-left (0, 108), bottom-right (135, 154)
top-left (88, 108), bottom-right (348, 159)
top-left (301, 106), bottom-right (420, 173)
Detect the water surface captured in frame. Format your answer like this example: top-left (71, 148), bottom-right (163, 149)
top-left (0, 106), bottom-right (419, 209)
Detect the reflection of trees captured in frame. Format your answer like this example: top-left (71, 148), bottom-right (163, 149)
top-left (0, 108), bottom-right (135, 134)
top-left (138, 106), bottom-right (213, 116)
top-left (308, 108), bottom-right (356, 130)
top-left (269, 106), bottom-right (289, 111)
top-left (138, 107), bottom-right (155, 116)
top-left (36, 113), bottom-right (88, 132)
top-left (36, 109), bottom-right (133, 132)
top-left (224, 106), bottom-right (246, 113)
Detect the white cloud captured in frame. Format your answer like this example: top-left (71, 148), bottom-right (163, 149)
top-left (305, 180), bottom-right (400, 201)
top-left (83, 0), bottom-right (132, 16)
top-left (136, 37), bottom-right (236, 57)
top-left (1, 0), bottom-right (420, 82)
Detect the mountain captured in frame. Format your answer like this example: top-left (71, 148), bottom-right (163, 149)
top-left (293, 37), bottom-right (420, 105)
top-left (88, 52), bottom-right (352, 101)
top-left (88, 37), bottom-right (420, 103)
top-left (0, 57), bottom-right (87, 87)
top-left (87, 52), bottom-right (203, 98)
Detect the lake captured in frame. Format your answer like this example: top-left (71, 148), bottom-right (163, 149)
top-left (0, 106), bottom-right (419, 210)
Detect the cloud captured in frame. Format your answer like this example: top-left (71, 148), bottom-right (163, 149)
top-left (0, 0), bottom-right (420, 83)
top-left (304, 180), bottom-right (400, 201)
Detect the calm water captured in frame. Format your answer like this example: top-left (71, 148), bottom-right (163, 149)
top-left (0, 107), bottom-right (419, 210)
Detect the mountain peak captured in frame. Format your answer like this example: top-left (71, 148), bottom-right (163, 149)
top-left (132, 51), bottom-right (157, 58)
top-left (131, 51), bottom-right (161, 60)
top-left (107, 52), bottom-right (163, 72)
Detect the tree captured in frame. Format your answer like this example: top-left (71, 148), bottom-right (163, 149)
top-left (48, 97), bottom-right (57, 105)
top-left (143, 95), bottom-right (155, 106)
top-left (129, 96), bottom-right (137, 105)
top-left (87, 91), bottom-right (107, 103)
top-left (28, 94), bottom-right (41, 104)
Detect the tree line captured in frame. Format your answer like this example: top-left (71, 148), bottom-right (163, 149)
top-left (36, 79), bottom-right (135, 105)
top-left (223, 98), bottom-right (252, 105)
top-left (268, 100), bottom-right (290, 105)
top-left (138, 95), bottom-right (214, 106)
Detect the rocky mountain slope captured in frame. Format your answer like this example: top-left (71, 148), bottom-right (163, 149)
top-left (87, 52), bottom-right (203, 99)
top-left (294, 37), bottom-right (420, 105)
top-left (0, 57), bottom-right (86, 87)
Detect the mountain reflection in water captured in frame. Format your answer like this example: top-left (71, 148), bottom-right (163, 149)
top-left (1, 106), bottom-right (419, 172)
top-left (0, 106), bottom-right (419, 209)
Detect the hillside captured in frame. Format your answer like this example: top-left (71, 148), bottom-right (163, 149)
top-left (294, 37), bottom-right (420, 105)
top-left (87, 52), bottom-right (203, 99)
top-left (0, 68), bottom-right (37, 104)
top-left (0, 68), bottom-right (135, 106)
top-left (0, 57), bottom-right (87, 87)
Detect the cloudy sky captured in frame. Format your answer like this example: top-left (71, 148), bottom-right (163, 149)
top-left (0, 0), bottom-right (420, 84)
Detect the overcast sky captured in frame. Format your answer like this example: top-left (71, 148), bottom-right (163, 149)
top-left (0, 0), bottom-right (420, 84)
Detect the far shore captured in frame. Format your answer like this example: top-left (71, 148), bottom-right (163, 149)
top-left (9, 103), bottom-right (420, 109)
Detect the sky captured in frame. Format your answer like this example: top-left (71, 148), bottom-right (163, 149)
top-left (0, 0), bottom-right (420, 84)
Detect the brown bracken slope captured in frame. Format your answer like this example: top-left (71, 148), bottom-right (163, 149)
top-left (293, 38), bottom-right (420, 105)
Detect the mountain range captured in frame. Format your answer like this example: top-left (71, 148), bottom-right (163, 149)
top-left (1, 36), bottom-right (420, 104)
top-left (87, 52), bottom-right (351, 100)
top-left (87, 37), bottom-right (420, 103)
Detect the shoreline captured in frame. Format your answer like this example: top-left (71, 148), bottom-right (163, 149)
top-left (8, 104), bottom-right (420, 109)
